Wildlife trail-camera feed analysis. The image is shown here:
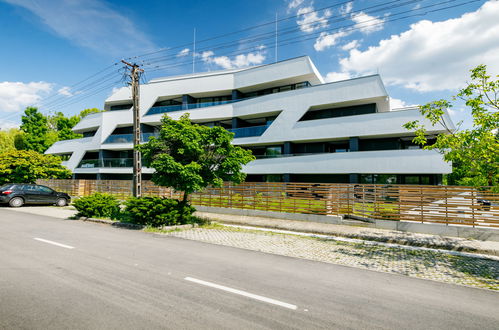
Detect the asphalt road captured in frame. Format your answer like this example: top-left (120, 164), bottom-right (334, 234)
top-left (0, 208), bottom-right (498, 330)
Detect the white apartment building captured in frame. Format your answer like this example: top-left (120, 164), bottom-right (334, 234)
top-left (46, 56), bottom-right (453, 184)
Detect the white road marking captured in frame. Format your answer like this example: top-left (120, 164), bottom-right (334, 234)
top-left (33, 238), bottom-right (75, 249)
top-left (184, 277), bottom-right (297, 310)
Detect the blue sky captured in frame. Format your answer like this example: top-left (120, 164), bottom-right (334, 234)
top-left (1, 0), bottom-right (497, 129)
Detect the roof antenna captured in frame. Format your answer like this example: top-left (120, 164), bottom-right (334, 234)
top-left (192, 28), bottom-right (196, 73)
top-left (275, 12), bottom-right (278, 63)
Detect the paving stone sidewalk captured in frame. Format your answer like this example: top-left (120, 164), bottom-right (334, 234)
top-left (195, 212), bottom-right (499, 256)
top-left (164, 225), bottom-right (499, 291)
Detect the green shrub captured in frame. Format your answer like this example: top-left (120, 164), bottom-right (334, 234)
top-left (124, 197), bottom-right (196, 227)
top-left (73, 192), bottom-right (121, 219)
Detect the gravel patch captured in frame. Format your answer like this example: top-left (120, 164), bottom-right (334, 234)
top-left (165, 226), bottom-right (499, 290)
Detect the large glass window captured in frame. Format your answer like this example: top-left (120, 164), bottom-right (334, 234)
top-left (300, 103), bottom-right (377, 121)
top-left (109, 103), bottom-right (132, 111)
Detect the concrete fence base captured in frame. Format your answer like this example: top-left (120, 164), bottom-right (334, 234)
top-left (196, 206), bottom-right (499, 242)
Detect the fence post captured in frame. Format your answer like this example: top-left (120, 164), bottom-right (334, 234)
top-left (420, 186), bottom-right (424, 223)
top-left (471, 188), bottom-right (475, 228)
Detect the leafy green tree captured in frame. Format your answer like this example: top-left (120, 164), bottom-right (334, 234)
top-left (0, 128), bottom-right (22, 152)
top-left (18, 107), bottom-right (53, 153)
top-left (79, 108), bottom-right (102, 118)
top-left (49, 112), bottom-right (82, 140)
top-left (139, 114), bottom-right (255, 202)
top-left (404, 65), bottom-right (498, 188)
top-left (0, 150), bottom-right (71, 185)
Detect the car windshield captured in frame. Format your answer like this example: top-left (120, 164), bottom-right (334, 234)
top-left (0, 184), bottom-right (13, 190)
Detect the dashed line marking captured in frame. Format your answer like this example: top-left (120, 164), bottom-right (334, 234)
top-left (184, 277), bottom-right (297, 310)
top-left (33, 238), bottom-right (75, 249)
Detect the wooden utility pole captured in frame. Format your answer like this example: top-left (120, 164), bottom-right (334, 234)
top-left (121, 60), bottom-right (143, 197)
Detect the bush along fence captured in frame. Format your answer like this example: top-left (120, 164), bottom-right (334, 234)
top-left (37, 179), bottom-right (499, 228)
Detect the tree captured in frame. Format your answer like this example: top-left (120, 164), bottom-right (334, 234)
top-left (18, 107), bottom-right (53, 153)
top-left (404, 65), bottom-right (499, 188)
top-left (0, 150), bottom-right (71, 185)
top-left (138, 114), bottom-right (255, 202)
top-left (48, 112), bottom-right (82, 141)
top-left (0, 128), bottom-right (22, 152)
top-left (79, 108), bottom-right (102, 118)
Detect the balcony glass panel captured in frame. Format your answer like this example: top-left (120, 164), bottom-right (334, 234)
top-left (228, 124), bottom-right (270, 138)
top-left (146, 104), bottom-right (183, 115)
top-left (78, 158), bottom-right (150, 168)
top-left (145, 98), bottom-right (248, 116)
top-left (103, 133), bottom-right (158, 144)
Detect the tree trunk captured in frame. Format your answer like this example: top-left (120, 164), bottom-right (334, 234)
top-left (182, 192), bottom-right (189, 204)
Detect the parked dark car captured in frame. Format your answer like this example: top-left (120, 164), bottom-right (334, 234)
top-left (0, 184), bottom-right (71, 208)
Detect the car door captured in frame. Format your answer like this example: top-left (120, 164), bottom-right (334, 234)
top-left (36, 185), bottom-right (57, 204)
top-left (22, 185), bottom-right (43, 203)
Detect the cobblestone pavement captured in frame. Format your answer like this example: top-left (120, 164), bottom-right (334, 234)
top-left (164, 225), bottom-right (499, 291)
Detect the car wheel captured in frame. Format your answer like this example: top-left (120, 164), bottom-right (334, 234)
top-left (9, 197), bottom-right (24, 208)
top-left (55, 198), bottom-right (67, 207)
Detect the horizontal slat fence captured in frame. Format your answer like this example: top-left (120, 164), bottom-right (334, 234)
top-left (38, 179), bottom-right (499, 228)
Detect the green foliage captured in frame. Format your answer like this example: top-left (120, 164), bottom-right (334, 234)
top-left (404, 65), bottom-right (499, 188)
top-left (124, 197), bottom-right (196, 227)
top-left (0, 149), bottom-right (71, 185)
top-left (19, 107), bottom-right (52, 153)
top-left (0, 128), bottom-right (22, 152)
top-left (16, 107), bottom-right (104, 153)
top-left (138, 114), bottom-right (255, 201)
top-left (48, 112), bottom-right (82, 140)
top-left (79, 108), bottom-right (102, 118)
top-left (73, 193), bottom-right (121, 219)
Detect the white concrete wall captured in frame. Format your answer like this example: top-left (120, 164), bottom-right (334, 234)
top-left (243, 149), bottom-right (451, 175)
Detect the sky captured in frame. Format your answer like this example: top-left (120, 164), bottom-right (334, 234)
top-left (0, 0), bottom-right (498, 130)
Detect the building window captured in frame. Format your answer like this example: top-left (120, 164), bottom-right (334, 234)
top-left (299, 103), bottom-right (377, 121)
top-left (109, 103), bottom-right (132, 111)
top-left (82, 130), bottom-right (97, 137)
top-left (55, 153), bottom-right (72, 161)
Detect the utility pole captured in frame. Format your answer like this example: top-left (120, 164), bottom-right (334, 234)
top-left (121, 59), bottom-right (143, 197)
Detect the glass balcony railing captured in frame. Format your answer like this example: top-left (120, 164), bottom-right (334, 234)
top-left (103, 132), bottom-right (158, 144)
top-left (146, 104), bottom-right (183, 115)
top-left (145, 98), bottom-right (251, 116)
top-left (78, 158), bottom-right (150, 168)
top-left (228, 124), bottom-right (270, 138)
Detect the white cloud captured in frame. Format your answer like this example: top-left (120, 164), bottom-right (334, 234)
top-left (0, 119), bottom-right (19, 130)
top-left (177, 48), bottom-right (190, 57)
top-left (3, 0), bottom-right (155, 56)
top-left (57, 86), bottom-right (72, 97)
top-left (351, 11), bottom-right (385, 34)
top-left (389, 97), bottom-right (416, 110)
top-left (297, 6), bottom-right (332, 33)
top-left (341, 39), bottom-right (360, 51)
top-left (0, 81), bottom-right (52, 113)
top-left (338, 1), bottom-right (499, 92)
top-left (287, 0), bottom-right (304, 10)
top-left (340, 2), bottom-right (353, 15)
top-left (201, 49), bottom-right (266, 70)
top-left (314, 30), bottom-right (350, 51)
top-left (324, 72), bottom-right (351, 82)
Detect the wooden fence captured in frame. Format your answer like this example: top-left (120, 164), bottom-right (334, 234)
top-left (37, 179), bottom-right (499, 228)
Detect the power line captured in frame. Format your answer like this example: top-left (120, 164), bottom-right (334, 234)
top-left (142, 0), bottom-right (474, 75)
top-left (34, 0), bottom-right (479, 115)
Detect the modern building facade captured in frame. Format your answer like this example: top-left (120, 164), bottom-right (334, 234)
top-left (46, 56), bottom-right (453, 184)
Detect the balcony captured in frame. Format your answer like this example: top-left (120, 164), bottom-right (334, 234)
top-left (145, 98), bottom-right (248, 116)
top-left (228, 124), bottom-right (270, 138)
top-left (78, 158), bottom-right (150, 168)
top-left (103, 132), bottom-right (158, 144)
